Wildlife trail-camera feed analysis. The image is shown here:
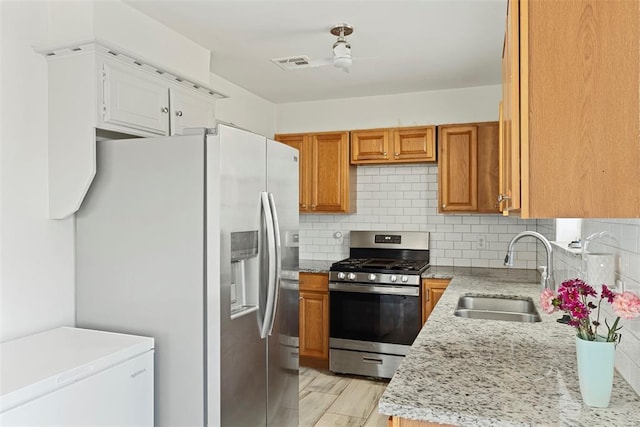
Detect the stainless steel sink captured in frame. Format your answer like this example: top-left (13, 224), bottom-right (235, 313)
top-left (454, 294), bottom-right (542, 323)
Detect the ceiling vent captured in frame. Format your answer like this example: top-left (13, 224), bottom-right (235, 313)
top-left (271, 55), bottom-right (313, 71)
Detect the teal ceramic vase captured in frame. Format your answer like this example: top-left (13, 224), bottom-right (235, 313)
top-left (575, 335), bottom-right (615, 407)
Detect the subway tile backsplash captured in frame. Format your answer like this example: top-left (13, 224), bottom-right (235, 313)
top-left (300, 164), bottom-right (540, 268)
top-left (553, 219), bottom-right (640, 396)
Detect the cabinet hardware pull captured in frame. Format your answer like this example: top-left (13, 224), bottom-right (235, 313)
top-left (362, 357), bottom-right (383, 365)
top-left (497, 194), bottom-right (511, 203)
top-left (161, 107), bottom-right (169, 113)
top-left (176, 110), bottom-right (183, 117)
top-left (383, 152), bottom-right (387, 156)
top-left (395, 152), bottom-right (400, 156)
top-left (442, 204), bottom-right (447, 209)
top-left (299, 296), bottom-right (303, 300)
top-left (301, 204), bottom-right (307, 208)
top-left (311, 205), bottom-right (316, 209)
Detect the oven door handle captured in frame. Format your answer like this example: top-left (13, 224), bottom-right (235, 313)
top-left (329, 282), bottom-right (419, 296)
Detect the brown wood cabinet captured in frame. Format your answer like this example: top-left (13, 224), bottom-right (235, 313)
top-left (421, 278), bottom-right (451, 325)
top-left (351, 126), bottom-right (436, 164)
top-left (299, 272), bottom-right (329, 368)
top-left (275, 131), bottom-right (356, 213)
top-left (388, 416), bottom-right (457, 427)
top-left (438, 122), bottom-right (499, 214)
top-left (499, 0), bottom-right (640, 218)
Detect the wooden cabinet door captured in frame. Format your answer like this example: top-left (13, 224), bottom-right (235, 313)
top-left (299, 291), bottom-right (329, 361)
top-left (500, 0), bottom-right (521, 214)
top-left (421, 279), bottom-right (451, 324)
top-left (169, 87), bottom-right (214, 135)
top-left (476, 122), bottom-right (500, 213)
top-left (102, 61), bottom-right (169, 136)
top-left (350, 129), bottom-right (390, 163)
top-left (393, 126), bottom-right (436, 162)
top-left (311, 132), bottom-right (351, 213)
top-left (274, 134), bottom-right (311, 211)
top-left (438, 126), bottom-right (478, 212)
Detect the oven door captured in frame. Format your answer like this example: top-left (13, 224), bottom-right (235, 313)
top-left (329, 282), bottom-right (422, 353)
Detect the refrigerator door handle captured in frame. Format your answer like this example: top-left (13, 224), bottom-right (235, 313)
top-left (266, 193), bottom-right (282, 336)
top-left (260, 192), bottom-right (277, 339)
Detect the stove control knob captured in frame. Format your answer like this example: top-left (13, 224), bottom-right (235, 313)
top-left (401, 275), bottom-right (409, 283)
top-left (337, 272), bottom-right (346, 280)
top-left (368, 274), bottom-right (376, 282)
top-left (347, 273), bottom-right (357, 281)
top-left (390, 275), bottom-right (398, 282)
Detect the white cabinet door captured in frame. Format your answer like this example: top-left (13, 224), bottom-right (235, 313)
top-left (102, 62), bottom-right (169, 136)
top-left (169, 86), bottom-right (215, 135)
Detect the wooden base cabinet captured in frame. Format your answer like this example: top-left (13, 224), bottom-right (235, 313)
top-left (275, 132), bottom-right (355, 213)
top-left (351, 126), bottom-right (436, 164)
top-left (438, 122), bottom-right (499, 214)
top-left (389, 416), bottom-right (457, 427)
top-left (499, 0), bottom-right (640, 218)
top-left (421, 278), bottom-right (451, 325)
top-left (299, 273), bottom-right (329, 369)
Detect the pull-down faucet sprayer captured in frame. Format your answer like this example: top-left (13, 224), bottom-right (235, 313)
top-left (504, 231), bottom-right (555, 291)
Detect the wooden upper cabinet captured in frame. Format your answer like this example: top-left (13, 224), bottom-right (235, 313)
top-left (498, 0), bottom-right (521, 214)
top-left (274, 134), bottom-right (311, 211)
top-left (275, 131), bottom-right (355, 214)
top-left (439, 126), bottom-right (478, 212)
top-left (350, 129), bottom-right (390, 163)
top-left (500, 0), bottom-right (640, 218)
top-left (350, 126), bottom-right (436, 164)
top-left (438, 122), bottom-right (500, 214)
top-left (393, 126), bottom-right (436, 162)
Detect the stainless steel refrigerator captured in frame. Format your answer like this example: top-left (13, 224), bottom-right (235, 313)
top-left (75, 124), bottom-right (299, 427)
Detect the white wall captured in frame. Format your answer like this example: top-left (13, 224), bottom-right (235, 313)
top-left (553, 219), bottom-right (640, 395)
top-left (210, 73), bottom-right (276, 138)
top-left (0, 1), bottom-right (75, 342)
top-left (0, 1), bottom-right (276, 343)
top-left (275, 84), bottom-right (501, 133)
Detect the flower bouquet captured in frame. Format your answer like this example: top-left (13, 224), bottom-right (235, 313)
top-left (540, 278), bottom-right (640, 342)
top-left (540, 279), bottom-right (640, 407)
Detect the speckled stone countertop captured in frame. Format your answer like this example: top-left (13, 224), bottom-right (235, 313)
top-left (380, 267), bottom-right (640, 426)
top-left (299, 259), bottom-right (333, 274)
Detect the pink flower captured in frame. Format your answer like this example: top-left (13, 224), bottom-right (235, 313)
top-left (540, 288), bottom-right (557, 314)
top-left (612, 292), bottom-right (640, 320)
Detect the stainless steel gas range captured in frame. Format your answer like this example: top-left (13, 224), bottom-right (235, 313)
top-left (328, 231), bottom-right (430, 379)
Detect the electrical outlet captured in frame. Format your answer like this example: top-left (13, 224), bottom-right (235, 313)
top-left (477, 235), bottom-right (486, 250)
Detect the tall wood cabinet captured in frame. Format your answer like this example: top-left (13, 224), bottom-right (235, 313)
top-left (275, 131), bottom-right (356, 213)
top-left (438, 122), bottom-right (499, 214)
top-left (350, 126), bottom-right (436, 164)
top-left (499, 0), bottom-right (640, 218)
top-left (299, 272), bottom-right (330, 369)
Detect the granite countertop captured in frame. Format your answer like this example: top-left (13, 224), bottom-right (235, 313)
top-left (379, 268), bottom-right (640, 426)
top-left (299, 259), bottom-right (334, 274)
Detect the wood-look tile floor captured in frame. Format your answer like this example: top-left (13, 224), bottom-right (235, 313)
top-left (299, 367), bottom-right (389, 427)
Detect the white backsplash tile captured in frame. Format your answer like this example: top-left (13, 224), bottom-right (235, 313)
top-left (300, 163), bottom-right (540, 266)
top-left (552, 219), bottom-right (640, 396)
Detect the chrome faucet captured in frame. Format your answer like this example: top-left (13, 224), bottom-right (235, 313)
top-left (504, 231), bottom-right (555, 291)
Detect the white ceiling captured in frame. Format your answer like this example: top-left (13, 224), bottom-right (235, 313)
top-left (125, 0), bottom-right (506, 103)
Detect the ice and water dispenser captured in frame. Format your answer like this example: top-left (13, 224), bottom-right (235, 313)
top-left (229, 230), bottom-right (260, 319)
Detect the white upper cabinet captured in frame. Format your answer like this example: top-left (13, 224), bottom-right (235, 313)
top-left (169, 86), bottom-right (215, 135)
top-left (101, 61), bottom-right (170, 135)
top-left (38, 42), bottom-right (226, 219)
